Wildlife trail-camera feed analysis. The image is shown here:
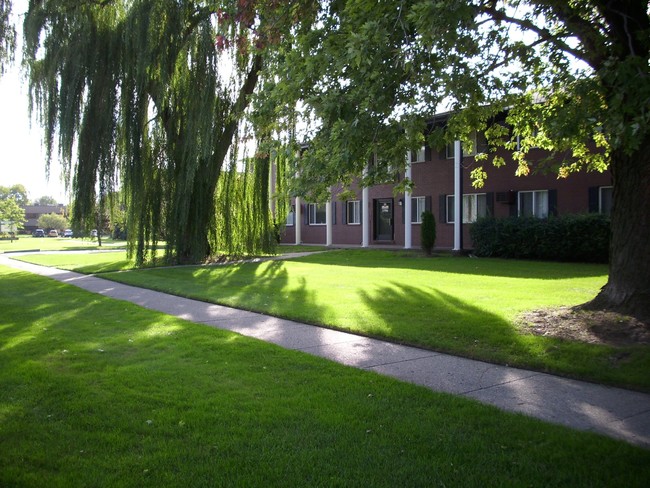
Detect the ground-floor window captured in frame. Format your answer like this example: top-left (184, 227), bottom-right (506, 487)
top-left (285, 205), bottom-right (295, 226)
top-left (411, 196), bottom-right (426, 223)
top-left (599, 186), bottom-right (613, 215)
top-left (346, 200), bottom-right (361, 225)
top-left (519, 190), bottom-right (548, 218)
top-left (308, 203), bottom-right (327, 225)
top-left (446, 194), bottom-right (487, 223)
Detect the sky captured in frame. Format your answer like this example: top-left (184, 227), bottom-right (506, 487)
top-left (0, 0), bottom-right (68, 204)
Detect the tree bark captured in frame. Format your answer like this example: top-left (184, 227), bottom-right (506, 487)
top-left (585, 134), bottom-right (650, 322)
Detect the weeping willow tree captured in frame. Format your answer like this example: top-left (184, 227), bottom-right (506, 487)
top-left (0, 0), bottom-right (14, 74)
top-left (23, 0), bottom-right (317, 264)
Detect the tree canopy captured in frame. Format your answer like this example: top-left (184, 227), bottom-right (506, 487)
top-left (24, 0), bottom-right (318, 264)
top-left (37, 211), bottom-right (67, 231)
top-left (265, 0), bottom-right (649, 320)
top-left (0, 184), bottom-right (29, 206)
top-left (0, 196), bottom-right (25, 232)
top-left (19, 0), bottom-right (650, 319)
top-left (33, 195), bottom-right (58, 206)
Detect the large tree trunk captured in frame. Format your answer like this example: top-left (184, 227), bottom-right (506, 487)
top-left (586, 135), bottom-right (650, 322)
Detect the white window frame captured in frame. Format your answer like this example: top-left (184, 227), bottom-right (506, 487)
top-left (518, 190), bottom-right (549, 218)
top-left (446, 194), bottom-right (487, 223)
top-left (599, 186), bottom-right (613, 215)
top-left (347, 200), bottom-right (361, 225)
top-left (411, 196), bottom-right (425, 224)
top-left (285, 205), bottom-right (295, 227)
top-left (308, 203), bottom-right (327, 225)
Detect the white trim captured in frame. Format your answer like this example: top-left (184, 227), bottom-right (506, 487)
top-left (404, 160), bottom-right (412, 249)
top-left (362, 165), bottom-right (369, 247)
top-left (295, 197), bottom-right (302, 244)
top-left (453, 140), bottom-right (462, 251)
top-left (326, 198), bottom-right (332, 246)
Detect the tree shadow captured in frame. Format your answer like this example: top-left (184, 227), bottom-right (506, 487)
top-left (295, 249), bottom-right (607, 279)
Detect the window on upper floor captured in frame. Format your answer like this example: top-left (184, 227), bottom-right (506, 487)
top-left (445, 131), bottom-right (487, 159)
top-left (410, 146), bottom-right (427, 163)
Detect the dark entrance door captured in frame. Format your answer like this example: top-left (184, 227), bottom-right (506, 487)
top-left (374, 199), bottom-right (393, 241)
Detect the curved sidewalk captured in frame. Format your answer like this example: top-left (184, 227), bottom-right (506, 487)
top-left (3, 254), bottom-right (650, 449)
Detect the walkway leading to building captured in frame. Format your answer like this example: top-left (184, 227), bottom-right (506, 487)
top-left (3, 254), bottom-right (650, 449)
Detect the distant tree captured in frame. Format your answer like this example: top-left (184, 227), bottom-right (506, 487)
top-left (33, 195), bottom-right (58, 206)
top-left (38, 212), bottom-right (68, 231)
top-left (0, 197), bottom-right (25, 240)
top-left (0, 184), bottom-right (29, 206)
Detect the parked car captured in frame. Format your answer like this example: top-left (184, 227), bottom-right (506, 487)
top-left (48, 229), bottom-right (59, 237)
top-left (63, 229), bottom-right (73, 237)
top-left (33, 229), bottom-right (45, 237)
top-left (90, 229), bottom-right (98, 238)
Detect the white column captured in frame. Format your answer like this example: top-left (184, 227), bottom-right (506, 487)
top-left (326, 194), bottom-right (333, 246)
top-left (362, 165), bottom-right (370, 247)
top-left (404, 157), bottom-right (412, 249)
top-left (295, 196), bottom-right (302, 245)
top-left (453, 140), bottom-right (462, 252)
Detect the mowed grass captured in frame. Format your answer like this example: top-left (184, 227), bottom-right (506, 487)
top-left (1, 266), bottom-right (649, 487)
top-left (14, 250), bottom-right (160, 274)
top-left (0, 235), bottom-right (126, 253)
top-left (14, 249), bottom-right (650, 390)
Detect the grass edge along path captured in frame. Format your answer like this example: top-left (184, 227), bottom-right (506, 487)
top-left (1, 265), bottom-right (650, 486)
top-left (71, 249), bottom-right (650, 392)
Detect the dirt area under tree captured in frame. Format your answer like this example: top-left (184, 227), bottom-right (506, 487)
top-left (518, 307), bottom-right (650, 346)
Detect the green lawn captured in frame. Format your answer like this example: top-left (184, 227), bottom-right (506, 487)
top-left (0, 235), bottom-right (127, 253)
top-left (14, 249), bottom-right (650, 390)
top-left (1, 266), bottom-right (648, 487)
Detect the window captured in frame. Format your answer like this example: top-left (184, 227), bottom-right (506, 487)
top-left (411, 196), bottom-right (426, 223)
top-left (346, 200), bottom-right (361, 225)
top-left (519, 190), bottom-right (548, 218)
top-left (308, 203), bottom-right (327, 225)
top-left (445, 132), bottom-right (487, 159)
top-left (285, 205), bottom-right (295, 226)
top-left (599, 186), bottom-right (613, 215)
top-left (446, 194), bottom-right (487, 223)
top-left (411, 146), bottom-right (426, 163)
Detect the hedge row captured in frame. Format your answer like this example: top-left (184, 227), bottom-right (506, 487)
top-left (469, 214), bottom-right (610, 263)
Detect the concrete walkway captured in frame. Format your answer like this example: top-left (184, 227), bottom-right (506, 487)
top-left (2, 253), bottom-right (650, 449)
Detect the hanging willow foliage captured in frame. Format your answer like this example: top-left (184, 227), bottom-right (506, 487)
top-left (23, 0), bottom-right (318, 265)
top-left (0, 0), bottom-right (15, 74)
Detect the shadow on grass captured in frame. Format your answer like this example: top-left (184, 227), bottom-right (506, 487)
top-left (3, 267), bottom-right (650, 486)
top-left (354, 281), bottom-right (650, 390)
top-left (356, 282), bottom-right (526, 358)
top-left (297, 249), bottom-right (608, 279)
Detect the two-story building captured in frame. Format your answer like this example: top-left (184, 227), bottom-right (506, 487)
top-left (279, 116), bottom-right (612, 251)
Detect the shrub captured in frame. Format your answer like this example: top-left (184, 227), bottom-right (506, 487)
top-left (470, 214), bottom-right (610, 263)
top-left (420, 210), bottom-right (436, 255)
